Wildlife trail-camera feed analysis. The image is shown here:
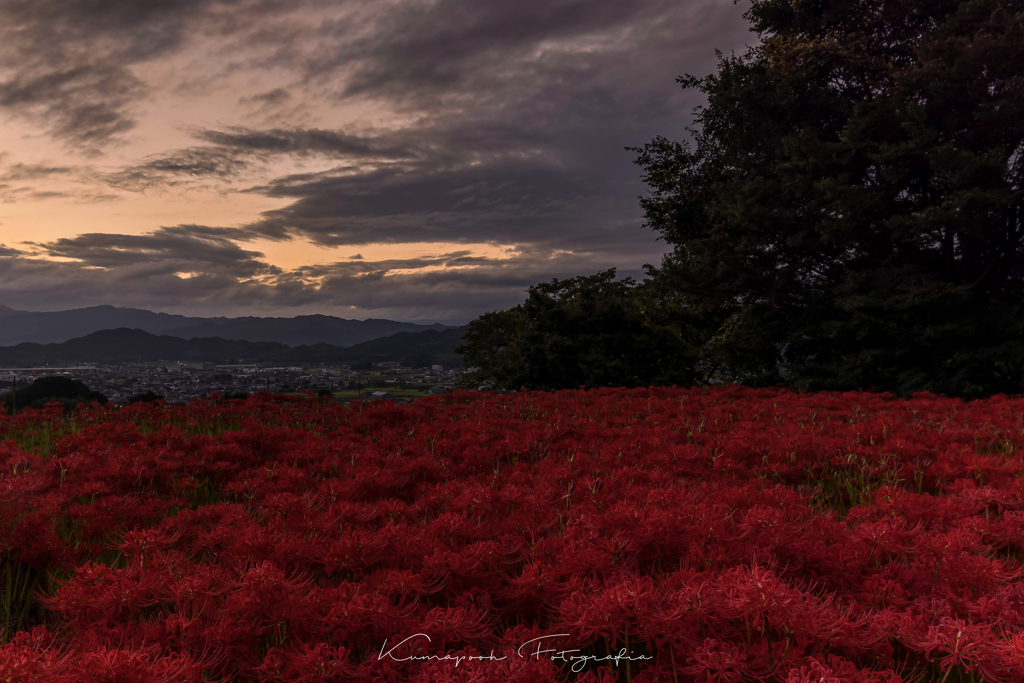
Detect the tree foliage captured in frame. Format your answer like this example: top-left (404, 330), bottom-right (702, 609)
top-left (632, 0), bottom-right (1024, 396)
top-left (2, 376), bottom-right (107, 414)
top-left (456, 270), bottom-right (701, 390)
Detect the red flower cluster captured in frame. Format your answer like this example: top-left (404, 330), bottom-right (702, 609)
top-left (2, 386), bottom-right (1024, 682)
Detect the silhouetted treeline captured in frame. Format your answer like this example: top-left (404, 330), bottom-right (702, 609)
top-left (460, 0), bottom-right (1024, 398)
top-left (0, 327), bottom-right (466, 369)
top-left (2, 376), bottom-right (107, 414)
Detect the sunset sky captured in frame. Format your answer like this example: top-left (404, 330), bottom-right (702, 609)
top-left (0, 0), bottom-right (753, 323)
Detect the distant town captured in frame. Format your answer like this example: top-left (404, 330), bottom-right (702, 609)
top-left (0, 361), bottom-right (476, 406)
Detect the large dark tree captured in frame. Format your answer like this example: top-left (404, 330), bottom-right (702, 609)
top-left (2, 376), bottom-right (107, 414)
top-left (457, 270), bottom-right (702, 390)
top-left (632, 0), bottom-right (1024, 396)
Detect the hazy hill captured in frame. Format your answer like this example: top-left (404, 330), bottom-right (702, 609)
top-left (337, 328), bottom-right (465, 369)
top-left (0, 305), bottom-right (454, 346)
top-left (163, 315), bottom-right (451, 348)
top-left (0, 327), bottom-right (466, 367)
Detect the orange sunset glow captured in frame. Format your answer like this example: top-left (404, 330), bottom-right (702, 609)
top-left (0, 0), bottom-right (752, 322)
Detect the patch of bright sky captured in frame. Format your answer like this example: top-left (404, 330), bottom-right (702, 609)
top-left (0, 188), bottom-right (287, 246)
top-left (249, 238), bottom-right (521, 273)
top-left (0, 2), bottom-right (534, 277)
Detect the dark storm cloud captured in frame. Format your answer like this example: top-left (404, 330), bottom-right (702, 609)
top-left (0, 184), bottom-right (118, 203)
top-left (16, 191), bottom-right (72, 201)
top-left (106, 126), bottom-right (416, 190)
top-left (238, 88), bottom-right (294, 116)
top-left (244, 154), bottom-right (650, 253)
top-left (242, 89), bottom-right (292, 107)
top-left (0, 163), bottom-right (77, 181)
top-left (270, 254), bottom-right (589, 319)
top-left (256, 246), bottom-right (650, 319)
top-left (32, 225), bottom-right (278, 277)
top-left (231, 0), bottom-right (752, 254)
top-left (0, 243), bottom-right (644, 322)
top-left (304, 0), bottom-right (741, 109)
top-left (1, 0), bottom-right (239, 59)
top-left (0, 244), bottom-right (24, 257)
top-left (283, 251), bottom-right (482, 278)
top-left (105, 148), bottom-right (256, 191)
top-left (0, 0), bottom-right (755, 320)
top-left (0, 0), bottom-right (291, 149)
top-left (0, 64), bottom-right (145, 150)
top-left (194, 127), bottom-right (414, 159)
top-left (311, 0), bottom-right (628, 95)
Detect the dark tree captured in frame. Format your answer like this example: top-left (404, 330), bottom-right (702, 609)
top-left (457, 270), bottom-right (701, 390)
top-left (3, 376), bottom-right (107, 414)
top-left (632, 0), bottom-right (1024, 396)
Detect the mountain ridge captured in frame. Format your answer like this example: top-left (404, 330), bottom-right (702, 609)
top-left (0, 327), bottom-right (467, 367)
top-left (0, 305), bottom-right (455, 346)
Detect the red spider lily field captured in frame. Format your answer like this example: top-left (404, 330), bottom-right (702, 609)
top-left (3, 387), bottom-right (1024, 682)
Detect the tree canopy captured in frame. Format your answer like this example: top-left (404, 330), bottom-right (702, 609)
top-left (457, 270), bottom-right (701, 390)
top-left (2, 376), bottom-right (107, 414)
top-left (457, 0), bottom-right (1023, 396)
top-left (630, 0), bottom-right (1024, 396)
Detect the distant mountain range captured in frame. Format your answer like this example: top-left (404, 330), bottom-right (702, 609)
top-left (0, 327), bottom-right (467, 368)
top-left (0, 305), bottom-right (454, 347)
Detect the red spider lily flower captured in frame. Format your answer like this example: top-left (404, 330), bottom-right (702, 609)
top-left (0, 627), bottom-right (76, 683)
top-left (681, 638), bottom-right (772, 682)
top-left (252, 643), bottom-right (356, 682)
top-left (899, 617), bottom-right (993, 676)
top-left (4, 386), bottom-right (1024, 680)
top-left (555, 573), bottom-right (657, 646)
top-left (419, 605), bottom-right (495, 649)
top-left (781, 653), bottom-right (904, 683)
top-left (75, 646), bottom-right (203, 683)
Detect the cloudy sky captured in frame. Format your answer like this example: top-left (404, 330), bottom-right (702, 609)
top-left (0, 0), bottom-right (754, 323)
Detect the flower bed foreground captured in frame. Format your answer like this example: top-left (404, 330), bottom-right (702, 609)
top-left (3, 386), bottom-right (1024, 682)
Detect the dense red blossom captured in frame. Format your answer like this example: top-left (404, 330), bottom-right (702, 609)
top-left (2, 386), bottom-right (1024, 681)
